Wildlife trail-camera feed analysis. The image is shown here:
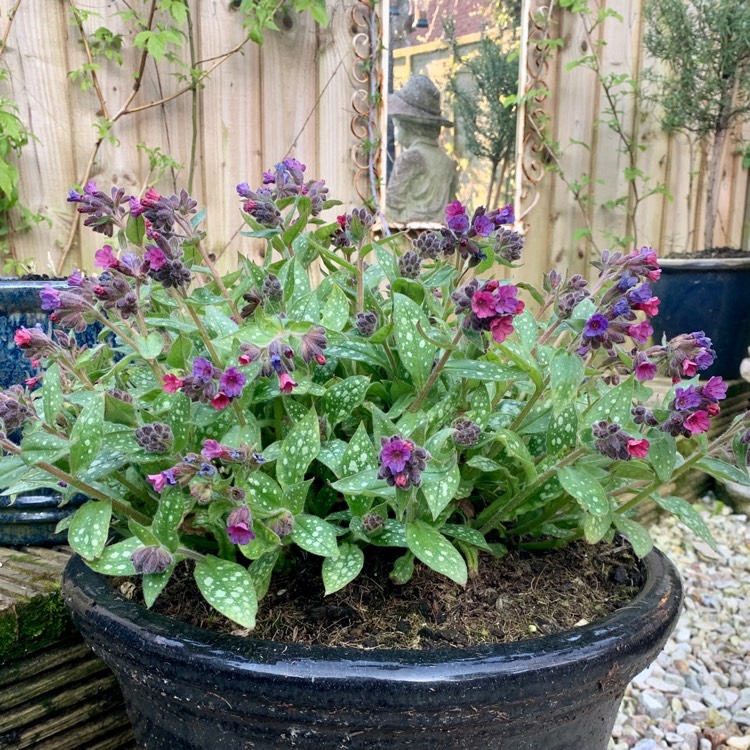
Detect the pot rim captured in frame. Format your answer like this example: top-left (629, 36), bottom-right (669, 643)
top-left (659, 257), bottom-right (750, 270)
top-left (63, 547), bottom-right (682, 684)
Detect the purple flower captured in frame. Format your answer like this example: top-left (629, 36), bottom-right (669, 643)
top-left (67, 269), bottom-right (84, 287)
top-left (192, 357), bottom-right (216, 383)
top-left (472, 214), bottom-right (494, 237)
top-left (627, 283), bottom-right (652, 305)
top-left (236, 181), bottom-right (252, 198)
top-left (379, 436), bottom-right (413, 473)
top-left (447, 213), bottom-right (469, 234)
top-left (695, 350), bottom-right (714, 370)
top-left (583, 313), bottom-right (609, 341)
top-left (494, 285), bottom-right (522, 315)
top-left (612, 298), bottom-right (631, 317)
top-left (300, 327), bottom-right (328, 365)
top-left (701, 376), bottom-right (727, 402)
top-left (616, 271), bottom-right (638, 291)
top-left (227, 506), bottom-right (254, 545)
top-left (691, 331), bottom-right (713, 350)
top-left (634, 357), bottom-right (657, 381)
top-left (39, 285), bottom-right (61, 312)
top-left (219, 367), bottom-right (246, 398)
top-left (94, 245), bottom-right (120, 270)
top-left (129, 196), bottom-right (145, 217)
top-left (143, 245), bottom-right (167, 271)
top-left (672, 386), bottom-right (702, 411)
top-left (492, 203), bottom-right (515, 226)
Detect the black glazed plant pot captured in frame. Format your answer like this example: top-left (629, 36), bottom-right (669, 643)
top-left (650, 257), bottom-right (750, 379)
top-left (0, 279), bottom-right (97, 545)
top-left (62, 549), bottom-right (683, 750)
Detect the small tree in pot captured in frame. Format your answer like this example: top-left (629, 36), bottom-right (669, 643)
top-left (643, 0), bottom-right (750, 251)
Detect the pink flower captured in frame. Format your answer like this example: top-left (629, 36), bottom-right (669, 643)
top-left (201, 439), bottom-right (227, 461)
top-left (634, 297), bottom-right (660, 317)
top-left (278, 372), bottom-right (297, 394)
top-left (144, 245), bottom-right (167, 271)
top-left (94, 245), bottom-right (120, 270)
top-left (647, 268), bottom-right (661, 282)
top-left (14, 328), bottom-right (32, 347)
top-left (227, 506), bottom-right (254, 545)
top-left (471, 291), bottom-right (499, 319)
top-left (490, 315), bottom-right (515, 343)
top-left (626, 438), bottom-right (650, 459)
top-left (211, 392), bottom-right (231, 410)
top-left (685, 410), bottom-right (710, 435)
top-left (25, 375), bottom-right (42, 388)
top-left (394, 474), bottom-right (409, 489)
top-left (147, 473), bottom-right (167, 493)
top-left (682, 359), bottom-right (698, 377)
top-left (706, 403), bottom-right (721, 416)
top-left (162, 374), bottom-right (184, 394)
top-left (141, 187), bottom-right (161, 207)
top-left (635, 359), bottom-right (657, 382)
top-left (444, 200), bottom-right (466, 220)
top-left (626, 321), bottom-right (653, 345)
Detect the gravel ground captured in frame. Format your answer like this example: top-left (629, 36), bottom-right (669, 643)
top-left (609, 499), bottom-right (750, 750)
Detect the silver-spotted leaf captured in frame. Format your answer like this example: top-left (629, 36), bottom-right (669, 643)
top-left (322, 542), bottom-right (365, 595)
top-left (194, 556), bottom-right (258, 629)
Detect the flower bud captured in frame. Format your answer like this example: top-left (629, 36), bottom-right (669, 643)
top-left (130, 546), bottom-right (173, 574)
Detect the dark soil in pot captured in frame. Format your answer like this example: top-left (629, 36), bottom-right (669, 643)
top-left (131, 541), bottom-right (644, 649)
top-left (62, 547), bottom-right (683, 750)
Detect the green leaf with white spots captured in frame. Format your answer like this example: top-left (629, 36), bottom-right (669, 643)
top-left (587, 378), bottom-right (634, 425)
top-left (406, 520), bottom-right (467, 585)
top-left (466, 456), bottom-right (503, 472)
top-left (241, 472), bottom-right (285, 512)
top-left (42, 363), bottom-right (63, 426)
top-left (695, 457), bottom-right (750, 486)
top-left (322, 376), bottom-right (370, 426)
top-left (291, 515), bottom-right (339, 557)
top-left (317, 439), bottom-right (347, 477)
top-left (320, 283), bottom-right (350, 332)
top-left (613, 516), bottom-right (653, 557)
top-left (19, 432), bottom-right (69, 465)
top-left (514, 309), bottom-right (538, 352)
top-left (134, 333), bottom-right (163, 359)
top-left (68, 500), bottom-right (112, 561)
top-left (168, 393), bottom-right (192, 452)
top-left (375, 242), bottom-right (399, 282)
top-left (546, 403), bottom-right (578, 455)
top-left (143, 566), bottom-right (174, 608)
top-left (368, 519), bottom-right (407, 547)
top-left (393, 293), bottom-right (435, 388)
top-left (467, 384), bottom-right (492, 428)
top-left (420, 462), bottom-right (460, 519)
top-left (559, 466), bottom-right (610, 516)
top-left (128, 518), bottom-right (160, 547)
top-left (648, 433), bottom-right (677, 482)
top-left (152, 488), bottom-right (185, 552)
top-left (390, 551), bottom-right (415, 584)
top-left (495, 429), bottom-right (536, 479)
top-left (285, 480), bottom-right (312, 515)
top-left (330, 469), bottom-right (393, 497)
top-left (86, 537), bottom-right (139, 575)
top-left (277, 407), bottom-right (320, 488)
top-left (166, 333), bottom-right (193, 370)
top-left (70, 394), bottom-right (104, 473)
top-left (340, 423), bottom-right (378, 477)
top-left (369, 404), bottom-right (400, 444)
top-left (194, 556), bottom-right (258, 629)
top-left (322, 542), bottom-right (365, 595)
top-left (441, 524), bottom-right (492, 551)
top-left (77, 451), bottom-right (128, 483)
top-left (443, 359), bottom-right (524, 382)
top-left (549, 350), bottom-right (584, 412)
top-left (583, 512), bottom-right (612, 544)
top-left (248, 548), bottom-right (280, 599)
top-left (283, 398), bottom-right (308, 422)
top-left (238, 522), bottom-right (281, 560)
top-left (653, 495), bottom-right (716, 549)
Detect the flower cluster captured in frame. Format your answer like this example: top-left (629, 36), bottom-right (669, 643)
top-left (2, 157), bottom-right (747, 634)
top-left (452, 279), bottom-right (525, 343)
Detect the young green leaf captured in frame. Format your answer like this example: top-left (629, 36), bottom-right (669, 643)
top-left (420, 462), bottom-right (460, 519)
top-left (277, 407), bottom-right (320, 487)
top-left (42, 363), bottom-right (63, 426)
top-left (587, 378), bottom-right (634, 425)
top-left (70, 394), bottom-right (104, 473)
top-left (322, 542), bottom-right (365, 595)
top-left (168, 393), bottom-right (192, 452)
top-left (194, 556), bottom-right (258, 629)
top-left (241, 472), bottom-right (285, 512)
top-left (406, 520), bottom-right (467, 585)
top-left (143, 566), bottom-right (174, 608)
top-left (322, 376), bottom-right (370, 426)
top-left (559, 466), bottom-right (610, 516)
top-left (393, 293), bottom-right (435, 388)
top-left (613, 516), bottom-right (653, 557)
top-left (648, 433), bottom-right (677, 482)
top-left (152, 488), bottom-right (185, 552)
top-left (546, 403), bottom-right (578, 455)
top-left (320, 282), bottom-right (350, 332)
top-left (291, 515), bottom-right (339, 557)
top-left (248, 548), bottom-right (280, 599)
top-left (549, 350), bottom-right (584, 411)
top-left (653, 495), bottom-right (717, 549)
top-left (583, 512), bottom-right (612, 544)
top-left (69, 499), bottom-right (112, 560)
top-left (86, 536), bottom-right (138, 575)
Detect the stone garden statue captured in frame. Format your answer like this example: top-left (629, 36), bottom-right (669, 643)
top-left (386, 74), bottom-right (459, 224)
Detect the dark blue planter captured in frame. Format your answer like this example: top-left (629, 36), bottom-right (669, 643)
top-left (650, 258), bottom-right (750, 379)
top-left (62, 549), bottom-right (683, 750)
top-left (0, 279), bottom-right (98, 546)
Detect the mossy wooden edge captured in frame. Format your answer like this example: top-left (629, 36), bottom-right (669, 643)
top-left (0, 546), bottom-right (76, 665)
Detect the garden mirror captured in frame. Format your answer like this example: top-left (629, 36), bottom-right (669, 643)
top-left (382, 0), bottom-right (523, 227)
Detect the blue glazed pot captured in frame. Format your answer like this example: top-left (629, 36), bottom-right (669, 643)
top-left (650, 258), bottom-right (750, 379)
top-left (62, 549), bottom-right (683, 750)
top-left (0, 279), bottom-right (98, 545)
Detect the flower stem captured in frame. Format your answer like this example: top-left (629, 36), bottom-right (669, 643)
top-left (408, 328), bottom-right (464, 413)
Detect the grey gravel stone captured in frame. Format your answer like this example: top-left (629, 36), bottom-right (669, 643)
top-left (608, 500), bottom-right (750, 749)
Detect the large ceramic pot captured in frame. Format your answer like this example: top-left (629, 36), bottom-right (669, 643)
top-left (650, 257), bottom-right (750, 379)
top-left (62, 549), bottom-right (683, 750)
top-left (0, 279), bottom-right (96, 545)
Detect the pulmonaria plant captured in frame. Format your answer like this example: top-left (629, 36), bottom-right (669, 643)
top-left (2, 160), bottom-right (749, 630)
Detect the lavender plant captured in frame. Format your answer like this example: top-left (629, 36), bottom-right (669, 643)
top-left (1, 157), bottom-right (749, 629)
